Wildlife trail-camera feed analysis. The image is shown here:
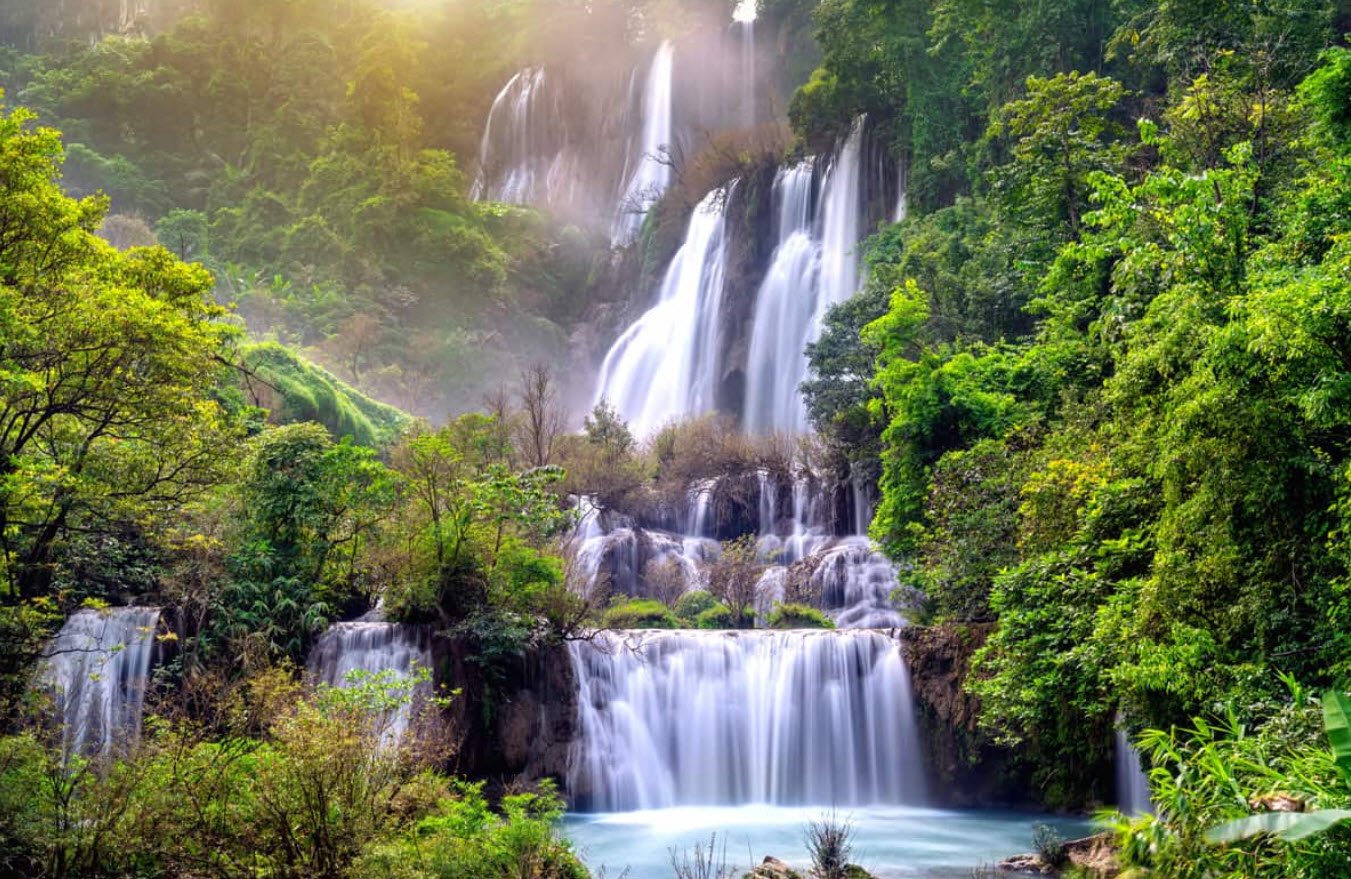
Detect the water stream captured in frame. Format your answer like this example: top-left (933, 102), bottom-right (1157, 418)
top-left (38, 607), bottom-right (161, 756)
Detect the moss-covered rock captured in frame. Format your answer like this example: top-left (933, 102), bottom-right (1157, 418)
top-left (240, 342), bottom-right (408, 447)
top-left (767, 602), bottom-right (836, 629)
top-left (600, 598), bottom-right (677, 629)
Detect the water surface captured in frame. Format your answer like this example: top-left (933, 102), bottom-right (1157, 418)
top-left (564, 805), bottom-right (1095, 878)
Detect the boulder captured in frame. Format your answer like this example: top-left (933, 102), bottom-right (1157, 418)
top-left (744, 856), bottom-right (802, 879)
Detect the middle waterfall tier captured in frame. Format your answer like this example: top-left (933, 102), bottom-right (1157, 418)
top-left (568, 628), bottom-right (926, 811)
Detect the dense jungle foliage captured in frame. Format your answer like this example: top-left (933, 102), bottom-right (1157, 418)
top-left (5, 0), bottom-right (1351, 877)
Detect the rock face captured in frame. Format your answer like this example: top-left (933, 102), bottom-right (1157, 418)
top-left (999, 832), bottom-right (1120, 876)
top-left (436, 636), bottom-right (577, 792)
top-left (900, 623), bottom-right (1038, 807)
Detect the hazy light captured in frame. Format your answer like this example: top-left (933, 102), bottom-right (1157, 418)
top-left (733, 0), bottom-right (758, 23)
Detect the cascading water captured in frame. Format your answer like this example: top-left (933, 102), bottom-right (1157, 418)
top-left (568, 629), bottom-right (925, 811)
top-left (472, 68), bottom-right (563, 205)
top-left (1115, 726), bottom-right (1154, 815)
top-left (743, 117), bottom-right (867, 436)
top-left (308, 621), bottom-right (434, 744)
top-left (39, 607), bottom-right (161, 756)
top-left (611, 40), bottom-right (675, 246)
top-left (813, 116), bottom-right (866, 332)
top-left (594, 186), bottom-right (733, 436)
top-left (743, 162), bottom-right (819, 435)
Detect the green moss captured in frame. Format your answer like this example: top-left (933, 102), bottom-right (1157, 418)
top-left (695, 602), bottom-right (738, 629)
top-left (241, 342), bottom-right (408, 448)
top-left (600, 598), bottom-right (677, 629)
top-left (766, 603), bottom-right (836, 630)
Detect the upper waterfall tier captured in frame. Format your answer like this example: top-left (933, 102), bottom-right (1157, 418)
top-left (470, 28), bottom-right (764, 239)
top-left (38, 607), bottom-right (161, 756)
top-left (568, 628), bottom-right (926, 811)
top-left (594, 186), bottom-right (733, 437)
top-left (610, 40), bottom-right (674, 246)
top-left (592, 115), bottom-right (883, 437)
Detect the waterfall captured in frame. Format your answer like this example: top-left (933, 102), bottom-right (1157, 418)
top-left (39, 607), bottom-right (161, 756)
top-left (307, 622), bottom-right (434, 744)
top-left (894, 160), bottom-right (909, 222)
top-left (742, 117), bottom-right (867, 436)
top-left (1115, 726), bottom-right (1154, 815)
top-left (815, 116), bottom-right (866, 325)
top-left (744, 162), bottom-right (819, 435)
top-left (594, 185), bottom-right (732, 437)
top-left (472, 68), bottom-right (565, 206)
top-left (568, 629), bottom-right (925, 810)
top-left (683, 478), bottom-right (718, 537)
top-left (611, 41), bottom-right (675, 246)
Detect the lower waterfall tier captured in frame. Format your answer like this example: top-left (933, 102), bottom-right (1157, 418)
top-left (568, 628), bottom-right (925, 811)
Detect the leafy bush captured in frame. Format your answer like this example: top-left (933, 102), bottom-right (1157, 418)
top-left (766, 603), bottom-right (836, 630)
top-left (352, 780), bottom-right (586, 879)
top-left (695, 603), bottom-right (740, 630)
top-left (600, 598), bottom-right (677, 629)
top-left (1115, 689), bottom-right (1351, 878)
top-left (674, 590), bottom-right (718, 624)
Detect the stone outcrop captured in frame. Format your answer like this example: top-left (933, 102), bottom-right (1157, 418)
top-left (436, 636), bottom-right (577, 793)
top-left (900, 623), bottom-right (1039, 807)
top-left (998, 832), bottom-right (1120, 876)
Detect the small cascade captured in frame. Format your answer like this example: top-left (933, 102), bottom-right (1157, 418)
top-left (568, 629), bottom-right (925, 810)
top-left (744, 161), bottom-right (819, 435)
top-left (39, 607), bottom-right (161, 756)
top-left (594, 185), bottom-right (733, 436)
top-left (809, 538), bottom-right (905, 629)
top-left (472, 69), bottom-right (555, 204)
top-left (683, 478), bottom-right (718, 537)
top-left (1115, 726), bottom-right (1154, 815)
top-left (307, 622), bottom-right (434, 744)
top-left (611, 40), bottom-right (675, 246)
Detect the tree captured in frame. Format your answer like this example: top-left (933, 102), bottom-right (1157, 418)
top-left (0, 102), bottom-right (241, 601)
top-left (986, 71), bottom-right (1128, 240)
top-left (514, 363), bottom-right (566, 469)
top-left (217, 423), bottom-right (397, 663)
top-left (706, 535), bottom-right (764, 629)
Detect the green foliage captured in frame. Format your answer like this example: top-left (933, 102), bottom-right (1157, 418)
top-left (600, 598), bottom-right (678, 630)
top-left (241, 342), bottom-right (409, 447)
top-left (766, 602), bottom-right (835, 630)
top-left (1114, 693), bottom-right (1351, 878)
top-left (673, 589), bottom-right (717, 624)
top-left (0, 666), bottom-right (539, 879)
top-left (214, 423), bottom-right (398, 663)
top-left (695, 602), bottom-right (739, 630)
top-left (352, 780), bottom-right (587, 879)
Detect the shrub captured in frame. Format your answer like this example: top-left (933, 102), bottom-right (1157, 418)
top-left (695, 603), bottom-right (739, 629)
top-left (805, 812), bottom-right (855, 879)
top-left (352, 780), bottom-right (587, 879)
top-left (674, 590), bottom-right (718, 623)
top-left (600, 598), bottom-right (678, 629)
top-left (1031, 823), bottom-right (1067, 869)
top-left (767, 603), bottom-right (836, 630)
